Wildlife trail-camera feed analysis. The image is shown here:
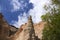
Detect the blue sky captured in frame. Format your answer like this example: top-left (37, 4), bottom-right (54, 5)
top-left (0, 0), bottom-right (51, 28)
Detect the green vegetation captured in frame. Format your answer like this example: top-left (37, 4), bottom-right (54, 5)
top-left (42, 0), bottom-right (60, 40)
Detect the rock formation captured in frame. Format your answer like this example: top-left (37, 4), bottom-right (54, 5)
top-left (23, 16), bottom-right (37, 40)
top-left (0, 13), bottom-right (46, 40)
top-left (0, 13), bottom-right (18, 40)
top-left (14, 16), bottom-right (46, 40)
top-left (0, 13), bottom-right (10, 40)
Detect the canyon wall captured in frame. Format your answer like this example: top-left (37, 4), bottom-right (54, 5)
top-left (0, 13), bottom-right (46, 40)
top-left (13, 16), bottom-right (46, 40)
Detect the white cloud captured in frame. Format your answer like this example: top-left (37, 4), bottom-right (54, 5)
top-left (29, 0), bottom-right (51, 23)
top-left (11, 0), bottom-right (21, 11)
top-left (12, 13), bottom-right (28, 28)
top-left (11, 0), bottom-right (28, 12)
top-left (12, 0), bottom-right (51, 28)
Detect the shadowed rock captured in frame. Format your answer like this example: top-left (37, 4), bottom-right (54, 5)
top-left (0, 13), bottom-right (18, 40)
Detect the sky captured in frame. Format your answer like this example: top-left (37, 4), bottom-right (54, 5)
top-left (0, 0), bottom-right (51, 28)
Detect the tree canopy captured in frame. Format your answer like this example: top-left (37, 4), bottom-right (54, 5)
top-left (42, 0), bottom-right (60, 40)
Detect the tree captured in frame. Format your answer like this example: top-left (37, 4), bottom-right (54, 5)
top-left (42, 0), bottom-right (60, 40)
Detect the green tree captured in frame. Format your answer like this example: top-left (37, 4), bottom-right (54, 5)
top-left (42, 0), bottom-right (60, 40)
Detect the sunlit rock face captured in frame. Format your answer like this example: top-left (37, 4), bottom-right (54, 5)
top-left (34, 22), bottom-right (46, 39)
top-left (13, 16), bottom-right (46, 40)
top-left (23, 16), bottom-right (36, 40)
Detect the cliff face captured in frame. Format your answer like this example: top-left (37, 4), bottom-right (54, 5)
top-left (19, 22), bottom-right (45, 39)
top-left (13, 16), bottom-right (46, 40)
top-left (0, 13), bottom-right (46, 40)
top-left (0, 13), bottom-right (10, 40)
top-left (0, 13), bottom-right (18, 40)
top-left (34, 22), bottom-right (46, 39)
